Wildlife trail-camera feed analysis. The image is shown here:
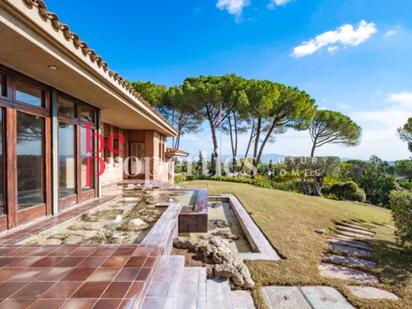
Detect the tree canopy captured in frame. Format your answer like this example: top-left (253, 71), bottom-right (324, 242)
top-left (309, 110), bottom-right (361, 157)
top-left (398, 117), bottom-right (412, 152)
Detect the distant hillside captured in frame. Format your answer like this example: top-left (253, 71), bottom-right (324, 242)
top-left (220, 153), bottom-right (358, 163)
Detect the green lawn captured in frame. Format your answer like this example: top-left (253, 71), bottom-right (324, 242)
top-left (181, 180), bottom-right (412, 309)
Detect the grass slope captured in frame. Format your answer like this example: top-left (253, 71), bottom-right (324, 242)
top-left (181, 180), bottom-right (412, 309)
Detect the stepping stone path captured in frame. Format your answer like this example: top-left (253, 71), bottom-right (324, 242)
top-left (260, 220), bottom-right (400, 309)
top-left (347, 286), bottom-right (399, 300)
top-left (328, 243), bottom-right (372, 258)
top-left (261, 286), bottom-right (355, 309)
top-left (324, 254), bottom-right (377, 270)
top-left (319, 220), bottom-right (399, 303)
top-left (319, 263), bottom-right (379, 284)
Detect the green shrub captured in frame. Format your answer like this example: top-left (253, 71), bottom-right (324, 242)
top-left (174, 173), bottom-right (187, 184)
top-left (398, 181), bottom-right (412, 190)
top-left (389, 190), bottom-right (412, 246)
top-left (326, 181), bottom-right (366, 202)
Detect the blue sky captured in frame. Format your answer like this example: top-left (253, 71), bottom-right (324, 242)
top-left (46, 0), bottom-right (412, 160)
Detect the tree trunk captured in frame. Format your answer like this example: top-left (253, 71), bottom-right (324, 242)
top-left (210, 123), bottom-right (220, 175)
top-left (252, 118), bottom-right (262, 176)
top-left (310, 135), bottom-right (317, 157)
top-left (240, 120), bottom-right (255, 174)
top-left (313, 176), bottom-right (323, 196)
top-left (255, 119), bottom-right (278, 168)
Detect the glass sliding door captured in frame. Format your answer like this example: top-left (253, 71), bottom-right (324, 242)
top-left (0, 109), bottom-right (5, 215)
top-left (81, 126), bottom-right (94, 191)
top-left (16, 112), bottom-right (45, 209)
top-left (59, 123), bottom-right (76, 198)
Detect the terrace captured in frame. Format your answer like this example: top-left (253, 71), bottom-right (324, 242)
top-left (0, 181), bottom-right (280, 308)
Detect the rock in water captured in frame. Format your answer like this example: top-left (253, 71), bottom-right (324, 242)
top-left (173, 236), bottom-right (254, 289)
top-left (126, 218), bottom-right (149, 231)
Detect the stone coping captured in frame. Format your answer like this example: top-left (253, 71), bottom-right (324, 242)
top-left (210, 194), bottom-right (280, 261)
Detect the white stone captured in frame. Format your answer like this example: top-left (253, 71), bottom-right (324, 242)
top-left (347, 286), bottom-right (399, 300)
top-left (319, 263), bottom-right (379, 284)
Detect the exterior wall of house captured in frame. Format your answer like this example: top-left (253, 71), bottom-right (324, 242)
top-left (126, 129), bottom-right (169, 182)
top-left (100, 123), bottom-right (127, 186)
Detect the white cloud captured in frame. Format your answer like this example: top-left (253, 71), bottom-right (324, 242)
top-left (216, 0), bottom-right (250, 21)
top-left (268, 0), bottom-right (293, 9)
top-left (388, 92), bottom-right (412, 106)
top-left (385, 26), bottom-right (402, 37)
top-left (292, 20), bottom-right (377, 57)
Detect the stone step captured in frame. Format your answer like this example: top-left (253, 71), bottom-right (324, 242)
top-left (336, 225), bottom-right (375, 237)
top-left (347, 286), bottom-right (399, 300)
top-left (327, 238), bottom-right (372, 251)
top-left (207, 278), bottom-right (234, 309)
top-left (323, 254), bottom-right (377, 270)
top-left (319, 263), bottom-right (379, 284)
top-left (231, 290), bottom-right (255, 309)
top-left (328, 243), bottom-right (372, 258)
top-left (141, 255), bottom-right (185, 309)
top-left (336, 230), bottom-right (373, 239)
top-left (175, 267), bottom-right (207, 309)
top-left (340, 221), bottom-right (374, 233)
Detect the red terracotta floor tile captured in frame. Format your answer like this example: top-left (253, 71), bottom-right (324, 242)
top-left (143, 257), bottom-right (156, 268)
top-left (132, 247), bottom-right (151, 257)
top-left (136, 268), bottom-right (151, 281)
top-left (125, 281), bottom-right (144, 298)
top-left (31, 257), bottom-right (63, 267)
top-left (101, 256), bottom-right (128, 268)
top-left (71, 281), bottom-right (110, 298)
top-left (125, 257), bottom-right (146, 268)
top-left (28, 298), bottom-right (65, 309)
top-left (77, 257), bottom-right (105, 268)
top-left (0, 282), bottom-right (29, 298)
top-left (6, 257), bottom-right (42, 268)
top-left (69, 247), bottom-right (96, 257)
top-left (29, 247), bottom-right (57, 256)
top-left (42, 281), bottom-right (82, 299)
top-left (10, 281), bottom-right (55, 299)
top-left (47, 246), bottom-right (77, 256)
top-left (54, 257), bottom-right (84, 267)
top-left (0, 299), bottom-right (35, 309)
top-left (0, 268), bottom-right (22, 281)
top-left (0, 257), bottom-right (15, 267)
top-left (90, 247), bottom-right (116, 257)
top-left (113, 268), bottom-right (140, 282)
top-left (7, 268), bottom-right (45, 282)
top-left (34, 267), bottom-right (72, 281)
top-left (0, 248), bottom-right (14, 255)
top-left (62, 268), bottom-right (95, 281)
top-left (86, 268), bottom-right (120, 282)
top-left (112, 247), bottom-right (135, 256)
top-left (93, 299), bottom-right (122, 309)
top-left (61, 298), bottom-right (97, 309)
top-left (101, 282), bottom-right (132, 299)
top-left (118, 299), bottom-right (135, 309)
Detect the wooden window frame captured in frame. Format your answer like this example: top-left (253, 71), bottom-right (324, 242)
top-left (57, 91), bottom-right (99, 208)
top-left (0, 65), bottom-right (53, 229)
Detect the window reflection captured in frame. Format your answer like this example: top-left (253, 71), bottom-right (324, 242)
top-left (17, 112), bottom-right (45, 209)
top-left (59, 123), bottom-right (76, 197)
top-left (58, 97), bottom-right (75, 118)
top-left (80, 106), bottom-right (94, 123)
top-left (81, 126), bottom-right (94, 191)
top-left (15, 80), bottom-right (43, 107)
top-left (0, 109), bottom-right (5, 214)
